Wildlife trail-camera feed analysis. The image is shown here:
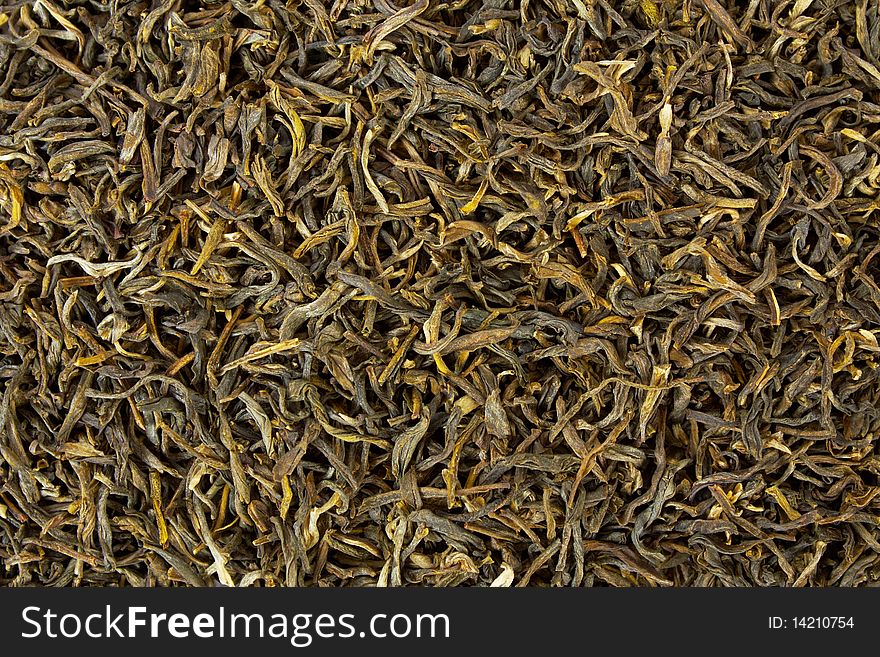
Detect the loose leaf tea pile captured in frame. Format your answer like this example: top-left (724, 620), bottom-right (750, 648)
top-left (2, 0), bottom-right (880, 588)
